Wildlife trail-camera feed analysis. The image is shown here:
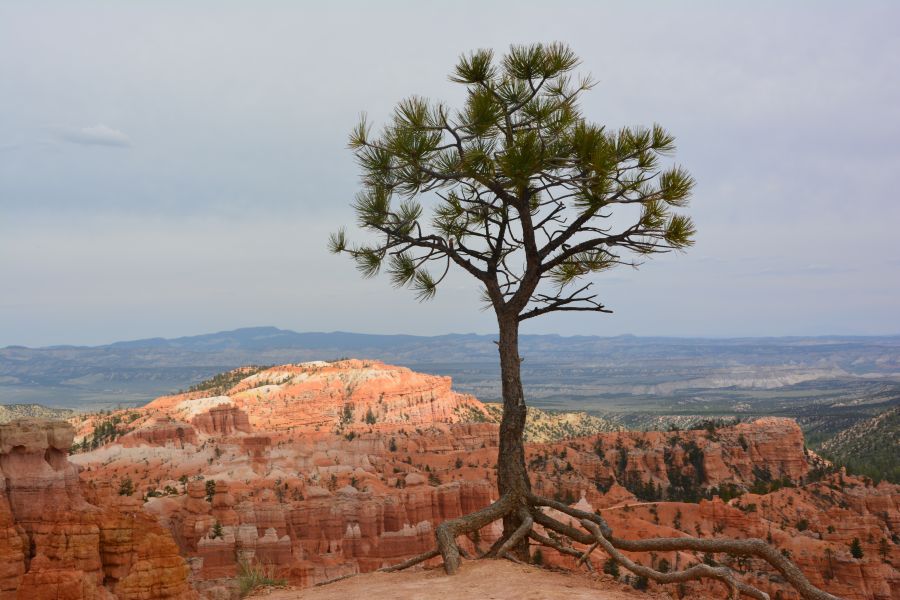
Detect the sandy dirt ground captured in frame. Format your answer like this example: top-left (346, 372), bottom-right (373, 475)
top-left (249, 560), bottom-right (669, 600)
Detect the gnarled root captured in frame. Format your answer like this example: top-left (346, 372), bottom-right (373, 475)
top-left (380, 488), bottom-right (842, 600)
top-left (490, 507), bottom-right (533, 558)
top-left (527, 492), bottom-right (841, 600)
top-left (604, 532), bottom-right (843, 600)
top-left (435, 492), bottom-right (516, 574)
top-left (581, 519), bottom-right (769, 600)
top-left (379, 548), bottom-right (441, 573)
top-left (528, 530), bottom-right (594, 572)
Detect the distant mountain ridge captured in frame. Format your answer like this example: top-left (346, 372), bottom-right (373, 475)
top-left (15, 325), bottom-right (900, 353)
top-left (2, 326), bottom-right (899, 411)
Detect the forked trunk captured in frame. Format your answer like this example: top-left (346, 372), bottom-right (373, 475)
top-left (496, 313), bottom-right (531, 559)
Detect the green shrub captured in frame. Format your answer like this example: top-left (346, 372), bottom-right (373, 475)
top-left (237, 560), bottom-right (286, 597)
top-left (603, 558), bottom-right (620, 578)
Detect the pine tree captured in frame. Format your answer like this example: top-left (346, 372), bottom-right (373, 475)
top-left (211, 521), bottom-right (224, 539)
top-left (332, 41), bottom-right (695, 568)
top-left (205, 479), bottom-right (217, 502)
top-left (878, 538), bottom-right (890, 563)
top-left (118, 476), bottom-right (134, 497)
top-left (851, 537), bottom-right (864, 559)
top-left (330, 43), bottom-right (843, 600)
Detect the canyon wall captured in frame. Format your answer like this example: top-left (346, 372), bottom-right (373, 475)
top-left (64, 360), bottom-right (900, 599)
top-left (0, 419), bottom-right (196, 600)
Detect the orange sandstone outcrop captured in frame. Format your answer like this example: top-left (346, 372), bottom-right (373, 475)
top-left (67, 361), bottom-right (900, 599)
top-left (142, 360), bottom-right (487, 433)
top-left (192, 406), bottom-right (251, 436)
top-left (120, 417), bottom-right (198, 448)
top-left (0, 419), bottom-right (196, 600)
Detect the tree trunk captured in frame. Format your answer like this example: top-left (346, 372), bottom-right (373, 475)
top-left (495, 313), bottom-right (530, 560)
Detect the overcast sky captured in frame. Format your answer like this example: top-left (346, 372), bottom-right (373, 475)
top-left (1, 1), bottom-right (898, 347)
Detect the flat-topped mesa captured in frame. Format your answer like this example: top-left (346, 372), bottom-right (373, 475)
top-left (0, 419), bottom-right (196, 600)
top-left (144, 360), bottom-right (487, 434)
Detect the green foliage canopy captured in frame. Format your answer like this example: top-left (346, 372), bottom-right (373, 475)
top-left (331, 43), bottom-right (695, 321)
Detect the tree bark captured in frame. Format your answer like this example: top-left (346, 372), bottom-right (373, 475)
top-left (495, 312), bottom-right (531, 559)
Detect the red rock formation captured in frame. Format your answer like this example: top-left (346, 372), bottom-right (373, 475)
top-left (523, 423), bottom-right (900, 600)
top-left (67, 362), bottom-right (900, 599)
top-left (0, 474), bottom-right (26, 596)
top-left (143, 360), bottom-right (486, 433)
top-left (119, 417), bottom-right (198, 448)
top-left (0, 419), bottom-right (196, 600)
top-left (192, 406), bottom-right (252, 436)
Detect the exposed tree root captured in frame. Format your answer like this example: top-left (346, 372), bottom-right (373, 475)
top-left (528, 492), bottom-right (842, 600)
top-left (420, 490), bottom-right (844, 600)
top-left (491, 508), bottom-right (533, 558)
top-left (528, 530), bottom-right (594, 572)
top-left (314, 573), bottom-right (358, 587)
top-left (605, 534), bottom-right (842, 600)
top-left (581, 519), bottom-right (768, 600)
top-left (435, 493), bottom-right (515, 574)
top-left (528, 492), bottom-right (613, 537)
top-left (575, 540), bottom-right (599, 566)
top-left (501, 551), bottom-right (528, 565)
top-left (479, 532), bottom-right (511, 559)
top-left (378, 548), bottom-right (441, 573)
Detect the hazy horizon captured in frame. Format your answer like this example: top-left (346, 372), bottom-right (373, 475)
top-left (3, 1), bottom-right (899, 346)
top-left (5, 324), bottom-right (900, 350)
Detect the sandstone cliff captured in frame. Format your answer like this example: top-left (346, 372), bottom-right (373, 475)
top-left (64, 361), bottom-right (900, 600)
top-left (0, 419), bottom-right (196, 600)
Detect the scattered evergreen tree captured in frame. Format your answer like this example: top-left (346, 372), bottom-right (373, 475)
top-left (878, 538), bottom-right (890, 563)
top-left (118, 476), bottom-right (134, 497)
top-left (850, 537), bottom-right (864, 559)
top-left (658, 557), bottom-right (670, 573)
top-left (211, 521), bottom-right (224, 539)
top-left (205, 479), bottom-right (217, 502)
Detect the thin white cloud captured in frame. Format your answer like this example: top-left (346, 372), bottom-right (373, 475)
top-left (53, 124), bottom-right (131, 148)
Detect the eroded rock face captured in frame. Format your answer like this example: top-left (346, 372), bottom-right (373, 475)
top-left (120, 418), bottom-right (199, 448)
top-left (524, 423), bottom-right (900, 600)
top-left (67, 361), bottom-right (900, 599)
top-left (0, 419), bottom-right (196, 600)
top-left (142, 360), bottom-right (486, 432)
top-left (191, 407), bottom-right (252, 437)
